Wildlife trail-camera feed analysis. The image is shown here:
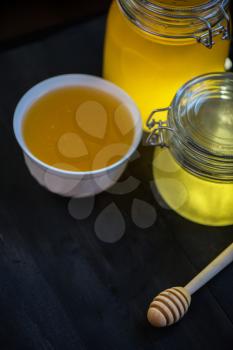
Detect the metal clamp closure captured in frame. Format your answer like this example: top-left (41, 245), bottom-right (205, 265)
top-left (193, 16), bottom-right (214, 49)
top-left (184, 3), bottom-right (231, 49)
top-left (146, 107), bottom-right (174, 147)
top-left (220, 3), bottom-right (231, 41)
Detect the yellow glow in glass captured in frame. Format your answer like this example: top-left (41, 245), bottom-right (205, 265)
top-left (104, 1), bottom-right (230, 129)
top-left (150, 73), bottom-right (233, 226)
top-left (153, 148), bottom-right (233, 226)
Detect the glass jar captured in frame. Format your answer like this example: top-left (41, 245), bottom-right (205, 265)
top-left (103, 0), bottom-right (231, 129)
top-left (147, 72), bottom-right (233, 226)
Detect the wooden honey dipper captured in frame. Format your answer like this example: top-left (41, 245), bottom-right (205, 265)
top-left (148, 243), bottom-right (233, 328)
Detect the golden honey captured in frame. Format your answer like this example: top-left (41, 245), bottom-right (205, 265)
top-left (23, 87), bottom-right (135, 172)
top-left (150, 73), bottom-right (233, 226)
top-left (153, 148), bottom-right (233, 226)
top-left (104, 1), bottom-right (230, 129)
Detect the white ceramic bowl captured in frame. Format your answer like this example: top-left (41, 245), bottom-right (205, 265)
top-left (13, 74), bottom-right (142, 198)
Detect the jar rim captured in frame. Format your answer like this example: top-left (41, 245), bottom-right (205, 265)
top-left (118, 0), bottom-right (230, 46)
top-left (140, 0), bottom-right (226, 12)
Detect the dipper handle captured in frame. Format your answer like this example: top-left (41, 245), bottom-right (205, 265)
top-left (185, 243), bottom-right (233, 295)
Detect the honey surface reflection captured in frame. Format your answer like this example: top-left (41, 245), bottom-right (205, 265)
top-left (23, 87), bottom-right (135, 172)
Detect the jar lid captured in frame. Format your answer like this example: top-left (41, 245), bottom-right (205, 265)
top-left (118, 0), bottom-right (231, 48)
top-left (171, 73), bottom-right (233, 157)
top-left (147, 73), bottom-right (233, 182)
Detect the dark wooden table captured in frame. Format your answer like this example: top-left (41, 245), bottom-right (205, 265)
top-left (0, 15), bottom-right (233, 350)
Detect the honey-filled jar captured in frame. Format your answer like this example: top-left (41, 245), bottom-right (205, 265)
top-left (103, 0), bottom-right (231, 129)
top-left (147, 73), bottom-right (233, 226)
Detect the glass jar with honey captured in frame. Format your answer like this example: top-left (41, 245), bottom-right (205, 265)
top-left (147, 72), bottom-right (233, 226)
top-left (103, 0), bottom-right (231, 129)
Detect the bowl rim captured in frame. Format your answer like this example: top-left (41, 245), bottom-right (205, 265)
top-left (13, 74), bottom-right (143, 177)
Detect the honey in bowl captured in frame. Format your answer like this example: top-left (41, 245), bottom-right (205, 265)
top-left (23, 87), bottom-right (135, 172)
